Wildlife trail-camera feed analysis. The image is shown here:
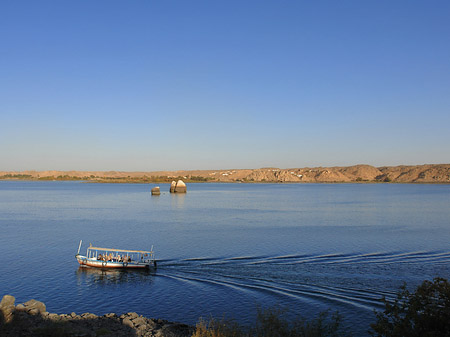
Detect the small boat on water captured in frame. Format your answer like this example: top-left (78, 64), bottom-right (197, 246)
top-left (75, 240), bottom-right (156, 269)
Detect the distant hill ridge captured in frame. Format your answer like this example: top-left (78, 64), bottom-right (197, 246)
top-left (1, 164), bottom-right (450, 183)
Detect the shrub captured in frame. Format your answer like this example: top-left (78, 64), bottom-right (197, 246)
top-left (32, 322), bottom-right (73, 337)
top-left (251, 306), bottom-right (344, 337)
top-left (370, 277), bottom-right (450, 337)
top-left (191, 307), bottom-right (346, 337)
top-left (192, 317), bottom-right (244, 337)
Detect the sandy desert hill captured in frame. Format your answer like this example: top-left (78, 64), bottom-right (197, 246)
top-left (1, 164), bottom-right (449, 183)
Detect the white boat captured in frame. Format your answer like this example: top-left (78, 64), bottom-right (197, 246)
top-left (75, 240), bottom-right (156, 269)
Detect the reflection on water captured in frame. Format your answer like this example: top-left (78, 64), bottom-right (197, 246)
top-left (170, 193), bottom-right (186, 209)
top-left (76, 267), bottom-right (156, 285)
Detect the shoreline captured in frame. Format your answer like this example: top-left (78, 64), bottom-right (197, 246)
top-left (0, 178), bottom-right (449, 185)
top-left (1, 163), bottom-right (450, 184)
top-left (0, 295), bottom-right (193, 337)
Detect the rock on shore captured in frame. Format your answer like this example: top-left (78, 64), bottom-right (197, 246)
top-left (0, 295), bottom-right (193, 337)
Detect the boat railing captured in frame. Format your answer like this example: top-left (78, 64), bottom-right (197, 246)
top-left (85, 245), bottom-right (155, 264)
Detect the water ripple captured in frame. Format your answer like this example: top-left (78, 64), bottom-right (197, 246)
top-left (154, 249), bottom-right (450, 317)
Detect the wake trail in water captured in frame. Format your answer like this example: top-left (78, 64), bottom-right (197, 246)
top-left (159, 268), bottom-right (386, 312)
top-left (160, 250), bottom-right (450, 267)
top-left (157, 250), bottom-right (450, 313)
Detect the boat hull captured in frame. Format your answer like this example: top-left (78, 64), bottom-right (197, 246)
top-left (76, 255), bottom-right (152, 269)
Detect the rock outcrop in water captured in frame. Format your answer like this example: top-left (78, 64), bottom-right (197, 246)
top-left (170, 180), bottom-right (187, 193)
top-left (175, 180), bottom-right (186, 193)
top-left (151, 186), bottom-right (161, 195)
top-left (0, 295), bottom-right (193, 337)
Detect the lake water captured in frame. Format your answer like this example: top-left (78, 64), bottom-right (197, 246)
top-left (1, 181), bottom-right (449, 335)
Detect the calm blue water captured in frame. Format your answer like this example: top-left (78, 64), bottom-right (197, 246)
top-left (1, 181), bottom-right (449, 335)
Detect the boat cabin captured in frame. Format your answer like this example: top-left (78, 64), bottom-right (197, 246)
top-left (76, 241), bottom-right (156, 269)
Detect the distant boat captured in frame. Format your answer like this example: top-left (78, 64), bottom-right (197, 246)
top-left (75, 240), bottom-right (156, 269)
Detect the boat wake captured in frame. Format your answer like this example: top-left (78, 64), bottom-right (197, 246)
top-left (160, 250), bottom-right (450, 267)
top-left (156, 250), bottom-right (450, 314)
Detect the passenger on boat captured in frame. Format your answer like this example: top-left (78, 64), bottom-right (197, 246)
top-left (98, 254), bottom-right (103, 260)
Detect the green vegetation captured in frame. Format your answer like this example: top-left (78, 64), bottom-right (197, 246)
top-left (189, 176), bottom-right (210, 182)
top-left (251, 307), bottom-right (343, 337)
top-left (32, 322), bottom-right (72, 337)
top-left (92, 175), bottom-right (213, 183)
top-left (0, 174), bottom-right (213, 183)
top-left (0, 174), bottom-right (33, 179)
top-left (193, 317), bottom-right (244, 337)
top-left (95, 327), bottom-right (112, 336)
top-left (192, 307), bottom-right (346, 337)
top-left (370, 278), bottom-right (450, 337)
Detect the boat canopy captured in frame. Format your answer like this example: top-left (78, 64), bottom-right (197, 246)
top-left (87, 246), bottom-right (153, 254)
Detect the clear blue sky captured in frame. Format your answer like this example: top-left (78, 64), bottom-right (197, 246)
top-left (1, 1), bottom-right (449, 171)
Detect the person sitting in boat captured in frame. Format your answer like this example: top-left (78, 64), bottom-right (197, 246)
top-left (98, 254), bottom-right (103, 260)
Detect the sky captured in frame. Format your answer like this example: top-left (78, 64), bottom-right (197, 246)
top-left (1, 1), bottom-right (449, 171)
